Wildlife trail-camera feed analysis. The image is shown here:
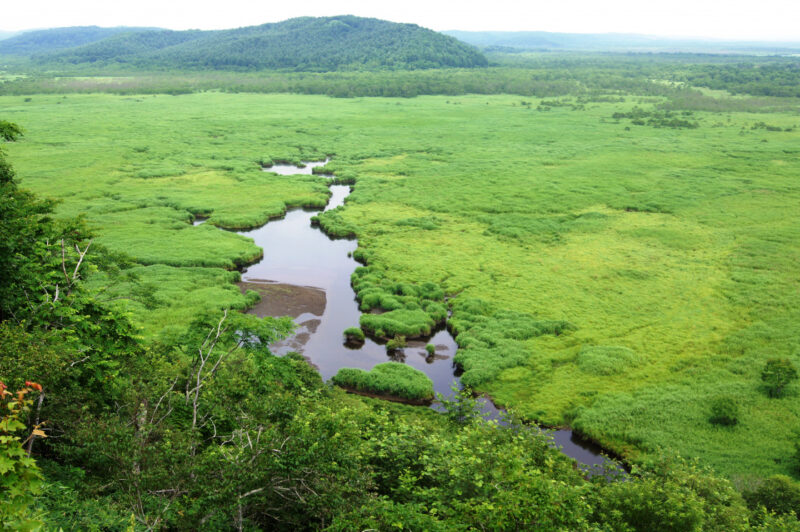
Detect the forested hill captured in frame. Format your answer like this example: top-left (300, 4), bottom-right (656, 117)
top-left (24, 17), bottom-right (488, 71)
top-left (0, 26), bottom-right (161, 55)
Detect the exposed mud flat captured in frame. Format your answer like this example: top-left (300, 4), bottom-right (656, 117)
top-left (239, 280), bottom-right (326, 318)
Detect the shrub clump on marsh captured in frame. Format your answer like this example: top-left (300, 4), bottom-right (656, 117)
top-left (450, 297), bottom-right (576, 387)
top-left (351, 266), bottom-right (448, 339)
top-left (761, 358), bottom-right (798, 398)
top-left (343, 326), bottom-right (365, 344)
top-left (331, 362), bottom-right (434, 403)
top-left (708, 396), bottom-right (739, 426)
top-left (386, 335), bottom-right (407, 351)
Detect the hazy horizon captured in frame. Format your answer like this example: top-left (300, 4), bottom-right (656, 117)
top-left (3, 0), bottom-right (799, 41)
top-left (2, 23), bottom-right (800, 45)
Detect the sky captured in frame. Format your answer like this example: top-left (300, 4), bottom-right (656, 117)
top-left (3, 0), bottom-right (799, 41)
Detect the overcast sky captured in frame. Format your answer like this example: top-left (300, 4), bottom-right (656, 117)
top-left (3, 0), bottom-right (799, 41)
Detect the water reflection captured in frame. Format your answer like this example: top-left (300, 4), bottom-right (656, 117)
top-left (262, 159), bottom-right (330, 175)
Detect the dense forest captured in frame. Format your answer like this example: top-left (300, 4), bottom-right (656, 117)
top-left (0, 17), bottom-right (488, 71)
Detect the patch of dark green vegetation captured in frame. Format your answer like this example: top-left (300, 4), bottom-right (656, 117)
top-left (481, 211), bottom-right (610, 243)
top-left (612, 106), bottom-right (700, 129)
top-left (686, 62), bottom-right (800, 98)
top-left (450, 297), bottom-right (576, 387)
top-left (332, 362), bottom-right (435, 403)
top-left (709, 396), bottom-right (740, 426)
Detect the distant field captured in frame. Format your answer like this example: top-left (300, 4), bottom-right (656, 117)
top-left (3, 91), bottom-right (799, 482)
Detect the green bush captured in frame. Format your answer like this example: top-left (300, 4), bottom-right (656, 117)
top-left (331, 362), bottom-right (434, 402)
top-left (386, 335), bottom-right (407, 351)
top-left (343, 326), bottom-right (365, 343)
top-left (709, 396), bottom-right (739, 426)
top-left (743, 475), bottom-right (800, 518)
top-left (761, 358), bottom-right (798, 398)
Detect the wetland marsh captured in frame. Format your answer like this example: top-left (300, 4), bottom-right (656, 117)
top-left (4, 90), bottom-right (800, 481)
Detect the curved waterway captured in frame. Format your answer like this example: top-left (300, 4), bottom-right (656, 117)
top-left (237, 161), bottom-right (615, 470)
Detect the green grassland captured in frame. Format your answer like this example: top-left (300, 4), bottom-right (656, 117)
top-left (3, 90), bottom-right (799, 483)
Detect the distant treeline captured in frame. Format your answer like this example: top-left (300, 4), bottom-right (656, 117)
top-left (2, 58), bottom-right (798, 113)
top-left (685, 62), bottom-right (800, 98)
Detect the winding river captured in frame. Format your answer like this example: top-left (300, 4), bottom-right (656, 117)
top-left (230, 160), bottom-right (614, 470)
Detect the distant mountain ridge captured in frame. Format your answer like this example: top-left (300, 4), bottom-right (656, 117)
top-left (4, 17), bottom-right (488, 71)
top-left (443, 30), bottom-right (800, 54)
top-left (0, 26), bottom-right (162, 55)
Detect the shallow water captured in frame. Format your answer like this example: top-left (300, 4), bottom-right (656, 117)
top-left (237, 184), bottom-right (461, 390)
top-left (262, 159), bottom-right (330, 175)
top-left (236, 162), bottom-right (616, 469)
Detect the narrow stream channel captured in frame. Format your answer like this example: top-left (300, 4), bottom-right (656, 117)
top-left (233, 160), bottom-right (615, 470)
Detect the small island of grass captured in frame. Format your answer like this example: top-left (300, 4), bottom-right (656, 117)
top-left (331, 362), bottom-right (435, 404)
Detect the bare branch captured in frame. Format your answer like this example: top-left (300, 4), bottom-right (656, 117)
top-left (26, 392), bottom-right (45, 457)
top-left (149, 377), bottom-right (178, 425)
top-left (239, 487), bottom-right (265, 499)
top-left (70, 239), bottom-right (92, 284)
top-left (69, 355), bottom-right (91, 368)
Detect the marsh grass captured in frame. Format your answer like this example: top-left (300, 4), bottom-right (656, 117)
top-left (5, 91), bottom-right (800, 480)
top-left (332, 362), bottom-right (435, 402)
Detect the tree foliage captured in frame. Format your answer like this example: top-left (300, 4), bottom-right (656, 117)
top-left (0, 381), bottom-right (44, 531)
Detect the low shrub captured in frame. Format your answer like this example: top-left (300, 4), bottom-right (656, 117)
top-left (743, 475), bottom-right (800, 518)
top-left (708, 396), bottom-right (739, 426)
top-left (761, 358), bottom-right (798, 398)
top-left (343, 326), bottom-right (365, 343)
top-left (386, 335), bottom-right (407, 351)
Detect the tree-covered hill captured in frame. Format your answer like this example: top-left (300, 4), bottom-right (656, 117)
top-left (26, 17), bottom-right (488, 71)
top-left (0, 26), bottom-right (161, 55)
